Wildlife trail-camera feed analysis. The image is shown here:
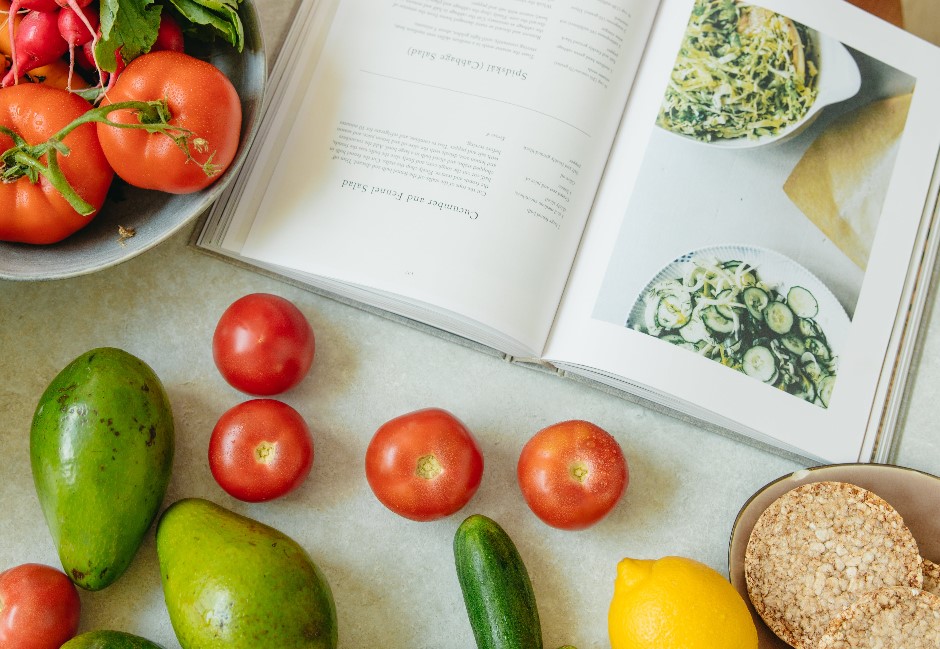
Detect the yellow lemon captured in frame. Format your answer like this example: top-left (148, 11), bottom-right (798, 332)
top-left (608, 556), bottom-right (757, 649)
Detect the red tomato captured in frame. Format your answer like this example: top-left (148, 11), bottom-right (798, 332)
top-left (0, 563), bottom-right (81, 649)
top-left (0, 84), bottom-right (113, 243)
top-left (209, 399), bottom-right (314, 502)
top-left (365, 408), bottom-right (484, 521)
top-left (212, 293), bottom-right (316, 396)
top-left (517, 420), bottom-right (628, 530)
top-left (95, 50), bottom-right (242, 193)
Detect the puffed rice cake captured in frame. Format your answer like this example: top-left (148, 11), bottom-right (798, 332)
top-left (744, 481), bottom-right (923, 649)
top-left (817, 586), bottom-right (940, 648)
top-left (923, 558), bottom-right (940, 597)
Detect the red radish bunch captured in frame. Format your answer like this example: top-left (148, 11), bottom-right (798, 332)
top-left (153, 12), bottom-right (183, 53)
top-left (56, 1), bottom-right (98, 88)
top-left (2, 0), bottom-right (184, 89)
top-left (2, 0), bottom-right (99, 87)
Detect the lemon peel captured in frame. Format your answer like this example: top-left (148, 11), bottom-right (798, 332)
top-left (608, 556), bottom-right (757, 649)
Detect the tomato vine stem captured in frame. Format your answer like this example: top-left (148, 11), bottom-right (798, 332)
top-left (0, 98), bottom-right (220, 216)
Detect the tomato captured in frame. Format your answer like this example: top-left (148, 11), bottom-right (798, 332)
top-left (95, 50), bottom-right (242, 193)
top-left (365, 408), bottom-right (484, 521)
top-left (0, 563), bottom-right (81, 649)
top-left (517, 420), bottom-right (628, 530)
top-left (209, 399), bottom-right (314, 502)
top-left (212, 293), bottom-right (316, 396)
top-left (0, 84), bottom-right (113, 243)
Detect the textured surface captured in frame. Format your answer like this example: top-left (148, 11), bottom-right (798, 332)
top-left (744, 481), bottom-right (922, 649)
top-left (923, 559), bottom-right (940, 597)
top-left (817, 586), bottom-right (940, 649)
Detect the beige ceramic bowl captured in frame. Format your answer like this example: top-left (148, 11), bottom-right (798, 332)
top-left (728, 463), bottom-right (940, 648)
top-left (0, 0), bottom-right (266, 281)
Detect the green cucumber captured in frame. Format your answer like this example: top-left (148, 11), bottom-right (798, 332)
top-left (454, 514), bottom-right (542, 649)
top-left (786, 286), bottom-right (818, 318)
top-left (742, 286), bottom-right (769, 320)
top-left (743, 345), bottom-right (777, 382)
top-left (763, 301), bottom-right (794, 335)
top-left (702, 305), bottom-right (735, 334)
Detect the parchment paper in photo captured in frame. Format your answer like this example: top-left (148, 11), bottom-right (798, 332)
top-left (784, 93), bottom-right (913, 270)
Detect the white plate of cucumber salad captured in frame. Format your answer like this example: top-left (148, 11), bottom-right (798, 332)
top-left (627, 245), bottom-right (850, 408)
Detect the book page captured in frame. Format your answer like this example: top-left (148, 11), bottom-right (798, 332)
top-left (236, 0), bottom-right (661, 354)
top-left (544, 0), bottom-right (940, 461)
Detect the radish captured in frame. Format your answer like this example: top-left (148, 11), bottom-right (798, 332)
top-left (74, 34), bottom-right (94, 68)
top-left (101, 44), bottom-right (123, 92)
top-left (1, 8), bottom-right (68, 87)
top-left (57, 3), bottom-right (96, 45)
top-left (57, 2), bottom-right (96, 89)
top-left (4, 0), bottom-right (59, 82)
top-left (54, 0), bottom-right (97, 68)
top-left (55, 0), bottom-right (99, 89)
top-left (153, 11), bottom-right (184, 52)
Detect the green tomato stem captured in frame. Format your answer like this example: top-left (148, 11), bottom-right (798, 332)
top-left (415, 454), bottom-right (444, 480)
top-left (0, 98), bottom-right (221, 217)
top-left (1, 126), bottom-right (94, 215)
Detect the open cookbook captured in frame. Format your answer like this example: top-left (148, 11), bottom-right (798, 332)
top-left (196, 0), bottom-right (940, 463)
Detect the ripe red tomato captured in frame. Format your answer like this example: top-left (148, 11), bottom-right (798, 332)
top-left (0, 84), bottom-right (113, 243)
top-left (517, 420), bottom-right (628, 530)
top-left (0, 563), bottom-right (81, 649)
top-left (212, 293), bottom-right (315, 396)
top-left (96, 50), bottom-right (242, 193)
top-left (365, 408), bottom-right (484, 521)
top-left (209, 399), bottom-right (314, 502)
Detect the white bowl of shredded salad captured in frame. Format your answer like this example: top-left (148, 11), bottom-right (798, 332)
top-left (627, 245), bottom-right (850, 408)
top-left (657, 1), bottom-right (861, 148)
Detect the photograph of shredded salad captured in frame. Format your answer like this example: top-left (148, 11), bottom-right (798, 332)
top-left (658, 0), bottom-right (820, 142)
top-left (629, 256), bottom-right (838, 408)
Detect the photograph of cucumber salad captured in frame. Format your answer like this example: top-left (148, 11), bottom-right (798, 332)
top-left (657, 0), bottom-right (819, 142)
top-left (630, 256), bottom-right (838, 408)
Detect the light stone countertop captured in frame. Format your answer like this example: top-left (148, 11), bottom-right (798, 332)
top-left (1, 1), bottom-right (938, 648)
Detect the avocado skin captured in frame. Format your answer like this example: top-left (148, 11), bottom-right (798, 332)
top-left (61, 630), bottom-right (166, 648)
top-left (156, 498), bottom-right (338, 649)
top-left (30, 347), bottom-right (174, 591)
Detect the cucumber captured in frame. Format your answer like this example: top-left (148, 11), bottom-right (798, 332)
top-left (786, 286), bottom-right (818, 318)
top-left (679, 316), bottom-right (708, 343)
top-left (799, 317), bottom-right (823, 339)
top-left (742, 345), bottom-right (776, 382)
top-left (702, 305), bottom-right (735, 334)
top-left (742, 286), bottom-right (769, 320)
top-left (763, 301), bottom-right (794, 335)
top-left (714, 289), bottom-right (737, 319)
top-left (780, 333), bottom-right (805, 355)
top-left (804, 336), bottom-right (831, 361)
top-left (818, 375), bottom-right (837, 407)
top-left (654, 293), bottom-right (691, 329)
top-left (454, 514), bottom-right (542, 649)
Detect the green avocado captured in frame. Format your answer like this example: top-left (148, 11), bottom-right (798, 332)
top-left (156, 498), bottom-right (338, 649)
top-left (61, 630), bottom-right (166, 648)
top-left (30, 347), bottom-right (174, 591)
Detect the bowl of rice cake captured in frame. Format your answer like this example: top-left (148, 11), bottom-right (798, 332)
top-left (729, 464), bottom-right (940, 648)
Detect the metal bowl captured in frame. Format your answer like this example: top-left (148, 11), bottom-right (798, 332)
top-left (0, 0), bottom-right (266, 281)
